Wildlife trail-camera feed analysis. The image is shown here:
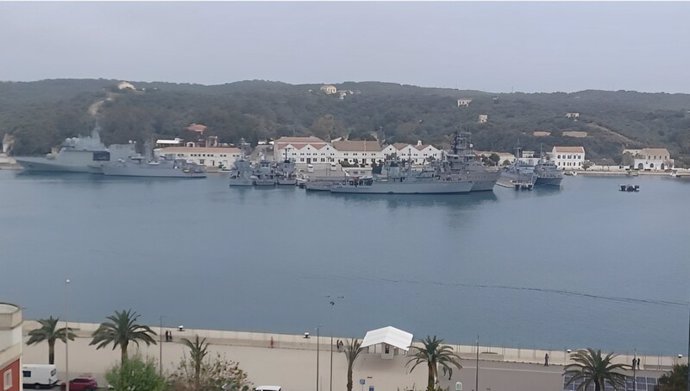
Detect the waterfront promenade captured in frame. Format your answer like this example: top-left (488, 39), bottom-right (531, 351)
top-left (21, 321), bottom-right (681, 391)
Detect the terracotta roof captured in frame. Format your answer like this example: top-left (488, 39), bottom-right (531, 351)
top-left (332, 140), bottom-right (382, 152)
top-left (641, 148), bottom-right (670, 156)
top-left (274, 136), bottom-right (325, 143)
top-left (279, 142), bottom-right (328, 150)
top-left (160, 147), bottom-right (241, 154)
top-left (392, 143), bottom-right (409, 150)
top-left (186, 123), bottom-right (207, 133)
top-left (553, 146), bottom-right (585, 153)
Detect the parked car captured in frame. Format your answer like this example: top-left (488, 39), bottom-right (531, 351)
top-left (60, 377), bottom-right (98, 391)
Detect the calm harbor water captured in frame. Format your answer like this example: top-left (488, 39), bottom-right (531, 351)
top-left (1, 170), bottom-right (688, 355)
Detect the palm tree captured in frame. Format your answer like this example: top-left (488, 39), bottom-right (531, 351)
top-left (658, 364), bottom-right (688, 391)
top-left (563, 348), bottom-right (628, 391)
top-left (90, 309), bottom-right (157, 365)
top-left (181, 335), bottom-right (209, 390)
top-left (27, 316), bottom-right (76, 364)
top-left (343, 339), bottom-right (364, 391)
top-left (406, 336), bottom-right (462, 391)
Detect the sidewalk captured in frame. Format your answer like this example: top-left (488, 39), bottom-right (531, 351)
top-left (21, 321), bottom-right (677, 391)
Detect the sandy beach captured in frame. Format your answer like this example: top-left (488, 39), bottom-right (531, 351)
top-left (20, 321), bottom-right (681, 391)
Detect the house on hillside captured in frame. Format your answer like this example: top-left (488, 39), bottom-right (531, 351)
top-left (320, 85), bottom-right (337, 95)
top-left (457, 99), bottom-right (472, 107)
top-left (624, 148), bottom-right (674, 171)
top-left (478, 114), bottom-right (488, 124)
top-left (550, 146), bottom-right (585, 170)
top-left (117, 81), bottom-right (136, 91)
top-left (565, 112), bottom-right (580, 119)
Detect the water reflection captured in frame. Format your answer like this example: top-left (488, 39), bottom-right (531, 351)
top-left (308, 189), bottom-right (498, 209)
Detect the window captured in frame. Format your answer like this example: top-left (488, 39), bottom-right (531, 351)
top-left (199, 159), bottom-right (205, 164)
top-left (4, 369), bottom-right (12, 390)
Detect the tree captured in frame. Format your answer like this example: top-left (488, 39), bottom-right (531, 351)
top-left (343, 339), bottom-right (364, 391)
top-left (181, 335), bottom-right (209, 390)
top-left (169, 353), bottom-right (252, 391)
top-left (658, 364), bottom-right (688, 391)
top-left (406, 336), bottom-right (462, 391)
top-left (563, 348), bottom-right (628, 391)
top-left (26, 316), bottom-right (76, 364)
top-left (90, 309), bottom-right (157, 365)
top-left (488, 153), bottom-right (501, 166)
top-left (105, 355), bottom-right (166, 391)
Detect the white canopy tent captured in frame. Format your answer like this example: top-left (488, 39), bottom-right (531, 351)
top-left (361, 326), bottom-right (413, 353)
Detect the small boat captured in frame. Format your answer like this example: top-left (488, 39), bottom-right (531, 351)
top-left (619, 184), bottom-right (640, 192)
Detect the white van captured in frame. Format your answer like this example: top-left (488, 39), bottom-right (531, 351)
top-left (22, 364), bottom-right (58, 389)
top-left (255, 386), bottom-right (282, 391)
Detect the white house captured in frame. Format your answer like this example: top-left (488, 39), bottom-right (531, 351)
top-left (565, 112), bottom-right (580, 119)
top-left (117, 81), bottom-right (136, 91)
top-left (155, 138), bottom-right (184, 148)
top-left (381, 141), bottom-right (442, 165)
top-left (457, 99), bottom-right (472, 107)
top-left (158, 146), bottom-right (242, 169)
top-left (273, 136), bottom-right (335, 165)
top-left (331, 140), bottom-right (383, 165)
top-left (320, 85), bottom-right (337, 95)
top-left (551, 146), bottom-right (586, 170)
top-left (478, 114), bottom-right (488, 124)
top-left (627, 148), bottom-right (674, 171)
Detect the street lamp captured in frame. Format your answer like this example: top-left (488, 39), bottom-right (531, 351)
top-left (64, 278), bottom-right (71, 391)
top-left (316, 326), bottom-right (320, 391)
top-left (159, 316), bottom-right (165, 376)
top-left (327, 296), bottom-right (344, 391)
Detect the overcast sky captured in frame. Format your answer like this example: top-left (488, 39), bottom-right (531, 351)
top-left (1, 2), bottom-right (689, 93)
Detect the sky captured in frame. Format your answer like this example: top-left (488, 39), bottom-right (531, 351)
top-left (1, 1), bottom-right (689, 93)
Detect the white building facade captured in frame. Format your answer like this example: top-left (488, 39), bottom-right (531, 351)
top-left (331, 140), bottom-right (384, 166)
top-left (381, 142), bottom-right (443, 165)
top-left (158, 146), bottom-right (242, 169)
top-left (627, 148), bottom-right (674, 170)
top-left (273, 136), bottom-right (335, 165)
top-left (551, 146), bottom-right (586, 170)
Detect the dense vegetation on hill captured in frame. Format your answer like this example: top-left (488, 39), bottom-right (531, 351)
top-left (2, 79), bottom-right (690, 165)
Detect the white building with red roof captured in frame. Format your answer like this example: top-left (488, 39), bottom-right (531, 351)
top-left (550, 146), bottom-right (586, 170)
top-left (273, 136), bottom-right (336, 165)
top-left (381, 141), bottom-right (442, 165)
top-left (331, 140), bottom-right (384, 166)
top-left (625, 148), bottom-right (674, 171)
top-left (158, 146), bottom-right (242, 169)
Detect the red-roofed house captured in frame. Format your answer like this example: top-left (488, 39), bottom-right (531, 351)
top-left (628, 148), bottom-right (674, 170)
top-left (186, 123), bottom-right (208, 134)
top-left (273, 136), bottom-right (335, 165)
top-left (331, 140), bottom-right (383, 165)
top-left (158, 146), bottom-right (242, 169)
top-left (381, 141), bottom-right (442, 165)
top-left (550, 146), bottom-right (585, 170)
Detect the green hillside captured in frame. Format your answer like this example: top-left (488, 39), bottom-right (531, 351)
top-left (2, 79), bottom-right (690, 165)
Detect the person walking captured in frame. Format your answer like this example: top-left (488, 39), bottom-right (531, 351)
top-left (544, 353), bottom-right (549, 366)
